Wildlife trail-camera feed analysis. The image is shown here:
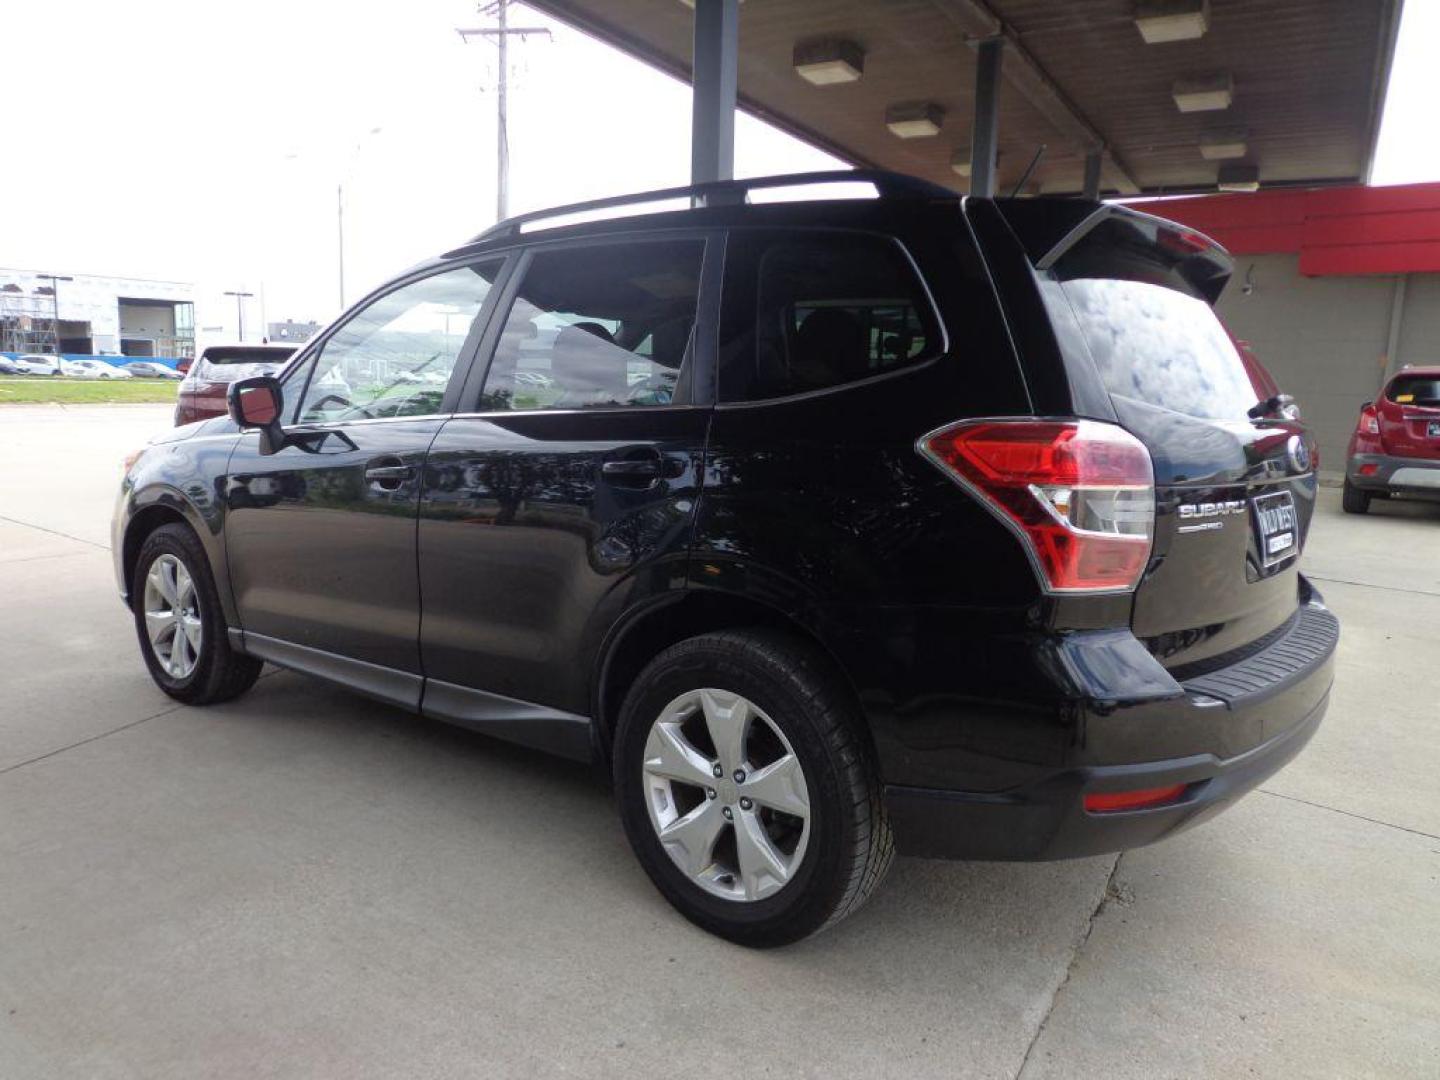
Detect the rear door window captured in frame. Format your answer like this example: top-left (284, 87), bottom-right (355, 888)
top-left (718, 231), bottom-right (942, 402)
top-left (1054, 215), bottom-right (1255, 422)
top-left (476, 238), bottom-right (704, 411)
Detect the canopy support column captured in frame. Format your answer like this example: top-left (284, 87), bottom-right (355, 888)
top-left (691, 0), bottom-right (739, 186)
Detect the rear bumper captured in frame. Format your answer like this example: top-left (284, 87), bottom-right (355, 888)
top-left (885, 596), bottom-right (1337, 861)
top-left (1346, 452), bottom-right (1440, 498)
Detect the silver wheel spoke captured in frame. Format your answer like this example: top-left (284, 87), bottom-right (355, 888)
top-left (147, 562), bottom-right (177, 605)
top-left (657, 800), bottom-right (725, 878)
top-left (179, 614), bottom-right (203, 652)
top-left (144, 608), bottom-right (174, 639)
top-left (644, 722), bottom-right (716, 788)
top-left (734, 808), bottom-right (791, 899)
top-left (741, 753), bottom-right (809, 819)
top-left (701, 689), bottom-right (750, 775)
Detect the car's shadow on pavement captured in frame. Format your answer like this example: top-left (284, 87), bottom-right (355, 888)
top-left (217, 668), bottom-right (1114, 979)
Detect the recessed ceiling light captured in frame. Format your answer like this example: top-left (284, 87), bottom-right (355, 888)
top-left (793, 38), bottom-right (864, 85)
top-left (1217, 163), bottom-right (1260, 192)
top-left (1173, 72), bottom-right (1234, 112)
top-left (886, 102), bottom-right (944, 139)
top-left (1135, 0), bottom-right (1209, 44)
top-left (1199, 129), bottom-right (1248, 160)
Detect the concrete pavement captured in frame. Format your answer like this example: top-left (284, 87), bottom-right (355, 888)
top-left (1, 405), bottom-right (1436, 1079)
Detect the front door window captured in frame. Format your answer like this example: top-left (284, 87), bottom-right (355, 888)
top-left (291, 261), bottom-right (504, 423)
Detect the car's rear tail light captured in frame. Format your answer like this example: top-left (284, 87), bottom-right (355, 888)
top-left (1358, 404), bottom-right (1379, 435)
top-left (1084, 783), bottom-right (1188, 813)
top-left (918, 420), bottom-right (1155, 593)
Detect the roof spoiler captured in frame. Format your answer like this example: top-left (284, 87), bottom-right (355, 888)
top-left (992, 199), bottom-right (1233, 304)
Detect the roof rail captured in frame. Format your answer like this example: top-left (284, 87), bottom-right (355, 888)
top-left (469, 169), bottom-right (958, 243)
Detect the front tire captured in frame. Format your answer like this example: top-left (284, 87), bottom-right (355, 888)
top-left (1342, 479), bottom-right (1371, 514)
top-left (613, 630), bottom-right (893, 947)
top-left (132, 523), bottom-right (261, 704)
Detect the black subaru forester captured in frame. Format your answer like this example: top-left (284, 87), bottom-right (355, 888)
top-left (114, 171), bottom-right (1337, 946)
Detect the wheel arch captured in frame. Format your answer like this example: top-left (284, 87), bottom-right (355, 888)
top-left (592, 587), bottom-right (869, 767)
top-left (121, 487), bottom-right (234, 623)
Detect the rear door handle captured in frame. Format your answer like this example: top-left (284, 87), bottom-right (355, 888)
top-left (365, 459), bottom-right (415, 489)
top-left (601, 458), bottom-right (662, 479)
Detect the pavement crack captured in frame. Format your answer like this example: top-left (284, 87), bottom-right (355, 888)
top-left (1014, 853), bottom-right (1122, 1080)
top-left (0, 514), bottom-right (110, 551)
top-left (0, 706), bottom-right (181, 777)
top-left (1256, 788), bottom-right (1440, 842)
top-left (1304, 573), bottom-right (1440, 599)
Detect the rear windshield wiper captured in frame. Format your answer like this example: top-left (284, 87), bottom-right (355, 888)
top-left (1247, 394), bottom-right (1296, 420)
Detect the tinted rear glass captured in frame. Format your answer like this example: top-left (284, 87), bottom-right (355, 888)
top-left (1055, 215), bottom-right (1255, 422)
top-left (1386, 374), bottom-right (1440, 405)
top-left (200, 347), bottom-right (296, 366)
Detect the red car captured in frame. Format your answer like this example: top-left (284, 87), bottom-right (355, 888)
top-left (1344, 365), bottom-right (1440, 513)
top-left (174, 343), bottom-right (297, 425)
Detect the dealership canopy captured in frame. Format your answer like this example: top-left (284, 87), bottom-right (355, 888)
top-left (527, 0), bottom-right (1403, 198)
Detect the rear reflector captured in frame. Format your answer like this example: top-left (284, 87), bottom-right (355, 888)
top-left (1358, 463), bottom-right (1379, 477)
top-left (918, 420), bottom-right (1155, 593)
top-left (1084, 784), bottom-right (1188, 813)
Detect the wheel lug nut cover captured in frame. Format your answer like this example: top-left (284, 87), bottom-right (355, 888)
top-left (733, 769), bottom-right (745, 783)
top-left (722, 806), bottom-right (733, 819)
top-left (712, 763), bottom-right (723, 778)
top-left (739, 797), bottom-right (752, 810)
top-left (706, 787), bottom-right (717, 799)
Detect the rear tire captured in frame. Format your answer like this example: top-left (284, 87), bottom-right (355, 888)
top-left (613, 629), bottom-right (893, 947)
top-left (1342, 479), bottom-right (1371, 514)
top-left (132, 523), bottom-right (262, 704)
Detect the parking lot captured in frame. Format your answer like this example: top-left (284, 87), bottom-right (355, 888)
top-left (2, 403), bottom-right (1437, 1079)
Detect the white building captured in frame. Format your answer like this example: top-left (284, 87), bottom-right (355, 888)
top-left (0, 268), bottom-right (195, 360)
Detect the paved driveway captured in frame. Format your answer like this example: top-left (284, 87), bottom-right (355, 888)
top-left (2, 405), bottom-right (1436, 1079)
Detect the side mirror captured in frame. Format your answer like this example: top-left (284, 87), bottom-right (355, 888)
top-left (228, 376), bottom-right (287, 455)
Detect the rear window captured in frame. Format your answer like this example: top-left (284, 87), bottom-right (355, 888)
top-left (195, 346), bottom-right (296, 382)
top-left (1386, 374), bottom-right (1440, 405)
top-left (1054, 214), bottom-right (1255, 422)
top-left (199, 347), bottom-right (295, 366)
top-left (718, 231), bottom-right (942, 402)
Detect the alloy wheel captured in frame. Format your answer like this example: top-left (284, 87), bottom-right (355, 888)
top-left (642, 688), bottom-right (811, 902)
top-left (142, 553), bottom-right (203, 679)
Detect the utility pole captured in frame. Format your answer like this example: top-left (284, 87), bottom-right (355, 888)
top-left (224, 290), bottom-right (255, 342)
top-left (458, 2), bottom-right (551, 222)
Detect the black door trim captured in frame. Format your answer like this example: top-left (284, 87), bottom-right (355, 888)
top-left (228, 628), bottom-right (594, 762)
top-left (236, 630), bottom-right (423, 710)
top-left (421, 678), bottom-right (594, 763)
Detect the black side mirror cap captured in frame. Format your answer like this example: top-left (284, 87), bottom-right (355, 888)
top-left (228, 376), bottom-right (287, 455)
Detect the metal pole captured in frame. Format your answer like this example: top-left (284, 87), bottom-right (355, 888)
top-left (969, 37), bottom-right (1003, 197)
top-left (690, 0), bottom-right (738, 186)
top-left (337, 183), bottom-right (345, 309)
top-left (1082, 151), bottom-right (1102, 200)
top-left (497, 0), bottom-right (509, 221)
top-left (1381, 273), bottom-right (1408, 388)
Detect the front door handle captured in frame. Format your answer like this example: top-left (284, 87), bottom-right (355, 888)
top-left (365, 459), bottom-right (415, 489)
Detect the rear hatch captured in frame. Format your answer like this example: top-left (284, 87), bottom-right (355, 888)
top-left (1376, 370), bottom-right (1440, 460)
top-left (1034, 208), bottom-right (1318, 671)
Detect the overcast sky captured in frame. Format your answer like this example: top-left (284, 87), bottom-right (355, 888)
top-left (2, 0), bottom-right (1436, 343)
